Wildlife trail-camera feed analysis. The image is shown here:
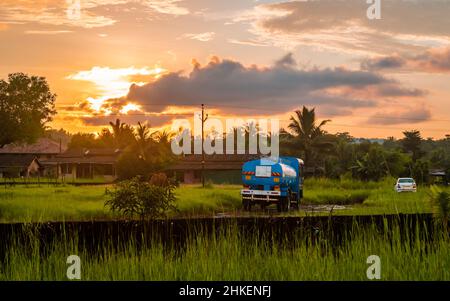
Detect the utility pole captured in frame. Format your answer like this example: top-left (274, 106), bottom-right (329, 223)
top-left (201, 104), bottom-right (208, 188)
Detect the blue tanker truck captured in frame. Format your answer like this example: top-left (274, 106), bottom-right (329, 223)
top-left (241, 156), bottom-right (304, 212)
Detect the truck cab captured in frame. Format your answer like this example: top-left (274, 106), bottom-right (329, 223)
top-left (240, 156), bottom-right (304, 212)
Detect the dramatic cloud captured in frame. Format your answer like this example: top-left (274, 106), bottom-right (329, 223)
top-left (367, 104), bottom-right (432, 125)
top-left (375, 85), bottom-right (426, 98)
top-left (62, 55), bottom-right (433, 132)
top-left (361, 56), bottom-right (406, 71)
top-left (274, 52), bottom-right (296, 68)
top-left (114, 54), bottom-right (422, 116)
top-left (362, 46), bottom-right (450, 73)
top-left (67, 65), bottom-right (167, 111)
top-left (415, 47), bottom-right (450, 72)
top-left (236, 0), bottom-right (450, 55)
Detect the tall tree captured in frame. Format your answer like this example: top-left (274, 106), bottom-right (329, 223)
top-left (401, 130), bottom-right (423, 161)
top-left (97, 128), bottom-right (115, 148)
top-left (287, 106), bottom-right (334, 168)
top-left (44, 128), bottom-right (71, 146)
top-left (0, 73), bottom-right (56, 147)
top-left (351, 145), bottom-right (389, 181)
top-left (108, 119), bottom-right (135, 149)
top-left (115, 122), bottom-right (176, 180)
top-left (68, 133), bottom-right (98, 150)
top-left (152, 129), bottom-right (175, 152)
top-left (135, 122), bottom-right (155, 161)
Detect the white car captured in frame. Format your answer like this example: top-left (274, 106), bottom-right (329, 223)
top-left (395, 178), bottom-right (417, 192)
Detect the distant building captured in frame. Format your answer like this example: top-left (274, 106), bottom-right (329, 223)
top-left (0, 138), bottom-right (66, 178)
top-left (429, 169), bottom-right (449, 186)
top-left (0, 137), bottom-right (65, 158)
top-left (0, 155), bottom-right (42, 178)
top-left (44, 148), bottom-right (122, 181)
top-left (167, 154), bottom-right (258, 184)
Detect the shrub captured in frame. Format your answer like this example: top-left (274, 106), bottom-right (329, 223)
top-left (204, 179), bottom-right (214, 189)
top-left (429, 185), bottom-right (450, 229)
top-left (105, 175), bottom-right (177, 220)
top-left (149, 173), bottom-right (169, 187)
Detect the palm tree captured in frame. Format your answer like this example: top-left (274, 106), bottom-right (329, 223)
top-left (109, 119), bottom-right (135, 148)
top-left (152, 129), bottom-right (175, 146)
top-left (109, 119), bottom-right (125, 137)
top-left (152, 129), bottom-right (178, 165)
top-left (287, 106), bottom-right (333, 168)
top-left (135, 122), bottom-right (152, 161)
top-left (134, 123), bottom-right (176, 164)
top-left (401, 130), bottom-right (423, 161)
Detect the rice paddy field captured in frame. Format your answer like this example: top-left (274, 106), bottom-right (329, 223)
top-left (0, 178), bottom-right (448, 281)
top-left (1, 217), bottom-right (449, 280)
top-left (0, 177), bottom-right (442, 223)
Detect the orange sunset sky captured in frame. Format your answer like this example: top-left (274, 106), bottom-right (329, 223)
top-left (1, 0), bottom-right (450, 139)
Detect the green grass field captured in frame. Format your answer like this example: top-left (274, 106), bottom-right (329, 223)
top-left (1, 179), bottom-right (448, 281)
top-left (0, 177), bottom-right (444, 223)
top-left (2, 221), bottom-right (449, 280)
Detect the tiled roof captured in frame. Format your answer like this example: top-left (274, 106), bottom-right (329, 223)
top-left (42, 148), bottom-right (122, 164)
top-left (0, 138), bottom-right (66, 154)
top-left (0, 154), bottom-right (39, 169)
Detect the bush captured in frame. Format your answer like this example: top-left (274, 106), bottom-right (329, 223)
top-left (204, 179), bottom-right (214, 189)
top-left (429, 185), bottom-right (450, 224)
top-left (105, 175), bottom-right (177, 220)
top-left (115, 152), bottom-right (155, 180)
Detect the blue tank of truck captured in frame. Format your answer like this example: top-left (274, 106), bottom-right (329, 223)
top-left (241, 156), bottom-right (304, 212)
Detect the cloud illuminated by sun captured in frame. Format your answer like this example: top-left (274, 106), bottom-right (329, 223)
top-left (120, 103), bottom-right (142, 114)
top-left (67, 65), bottom-right (167, 113)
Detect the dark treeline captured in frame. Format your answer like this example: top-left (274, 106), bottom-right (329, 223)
top-left (63, 106), bottom-right (450, 183)
top-left (62, 120), bottom-right (176, 180)
top-left (280, 107), bottom-right (450, 183)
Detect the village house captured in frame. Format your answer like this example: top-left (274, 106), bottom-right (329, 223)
top-left (0, 155), bottom-right (43, 178)
top-left (167, 154), bottom-right (258, 184)
top-left (0, 138), bottom-right (65, 178)
top-left (45, 148), bottom-right (122, 181)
